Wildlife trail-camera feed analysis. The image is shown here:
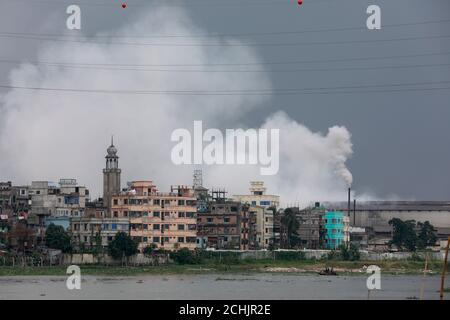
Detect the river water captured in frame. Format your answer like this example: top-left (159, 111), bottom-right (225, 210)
top-left (0, 273), bottom-right (447, 300)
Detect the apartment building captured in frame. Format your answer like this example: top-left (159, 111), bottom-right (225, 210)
top-left (324, 211), bottom-right (350, 250)
top-left (27, 179), bottom-right (88, 243)
top-left (197, 199), bottom-right (253, 250)
top-left (111, 181), bottom-right (197, 251)
top-left (71, 216), bottom-right (129, 248)
top-left (249, 206), bottom-right (275, 249)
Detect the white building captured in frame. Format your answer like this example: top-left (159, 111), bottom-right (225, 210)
top-left (233, 181), bottom-right (280, 209)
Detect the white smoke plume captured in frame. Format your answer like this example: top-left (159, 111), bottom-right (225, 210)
top-left (0, 6), bottom-right (354, 206)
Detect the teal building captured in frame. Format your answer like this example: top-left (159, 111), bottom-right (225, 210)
top-left (324, 211), bottom-right (348, 250)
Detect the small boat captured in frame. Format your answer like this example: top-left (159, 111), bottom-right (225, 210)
top-left (318, 267), bottom-right (337, 276)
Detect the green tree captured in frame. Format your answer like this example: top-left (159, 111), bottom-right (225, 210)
top-left (108, 232), bottom-right (138, 260)
top-left (417, 221), bottom-right (437, 249)
top-left (91, 232), bottom-right (103, 257)
top-left (170, 248), bottom-right (201, 265)
top-left (389, 218), bottom-right (418, 251)
top-left (281, 208), bottom-right (301, 249)
top-left (45, 224), bottom-right (72, 253)
top-left (143, 243), bottom-right (157, 256)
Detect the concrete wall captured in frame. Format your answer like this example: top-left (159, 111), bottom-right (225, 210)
top-left (209, 249), bottom-right (447, 261)
top-left (62, 253), bottom-right (168, 265)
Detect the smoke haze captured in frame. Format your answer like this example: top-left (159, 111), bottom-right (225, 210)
top-left (0, 6), bottom-right (354, 206)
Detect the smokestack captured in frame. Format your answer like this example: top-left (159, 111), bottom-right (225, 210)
top-left (348, 188), bottom-right (351, 217)
top-left (353, 198), bottom-right (356, 226)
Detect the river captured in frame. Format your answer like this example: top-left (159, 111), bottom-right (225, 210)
top-left (0, 273), bottom-right (447, 300)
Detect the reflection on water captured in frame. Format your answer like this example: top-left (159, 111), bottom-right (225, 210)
top-left (0, 273), bottom-right (447, 300)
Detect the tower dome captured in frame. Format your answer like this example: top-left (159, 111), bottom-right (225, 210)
top-left (107, 136), bottom-right (118, 156)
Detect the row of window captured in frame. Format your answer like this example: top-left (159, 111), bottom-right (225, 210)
top-left (72, 223), bottom-right (128, 231)
top-left (135, 236), bottom-right (197, 244)
top-left (130, 223), bottom-right (196, 231)
top-left (113, 211), bottom-right (196, 218)
top-left (113, 198), bottom-right (196, 206)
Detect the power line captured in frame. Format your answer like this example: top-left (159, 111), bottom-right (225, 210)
top-left (0, 0), bottom-right (342, 8)
top-left (1, 32), bottom-right (450, 47)
top-left (1, 80), bottom-right (450, 96)
top-left (1, 60), bottom-right (449, 73)
top-left (2, 18), bottom-right (450, 39)
top-left (1, 50), bottom-right (449, 67)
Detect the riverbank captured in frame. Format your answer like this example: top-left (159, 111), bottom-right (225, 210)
top-left (0, 259), bottom-right (446, 276)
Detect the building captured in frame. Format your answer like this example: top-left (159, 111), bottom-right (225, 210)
top-left (28, 179), bottom-right (88, 243)
top-left (103, 138), bottom-right (121, 212)
top-left (197, 194), bottom-right (253, 250)
top-left (324, 211), bottom-right (350, 250)
top-left (233, 181), bottom-right (280, 209)
top-left (325, 201), bottom-right (450, 241)
top-left (0, 182), bottom-right (13, 216)
top-left (111, 181), bottom-right (197, 251)
top-left (296, 203), bottom-right (326, 249)
top-left (71, 216), bottom-right (129, 248)
top-left (249, 206), bottom-right (275, 249)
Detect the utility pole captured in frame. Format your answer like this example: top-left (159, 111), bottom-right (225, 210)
top-left (440, 236), bottom-right (450, 300)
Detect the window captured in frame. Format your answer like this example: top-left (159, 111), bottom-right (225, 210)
top-left (153, 224), bottom-right (160, 230)
top-left (113, 199), bottom-right (118, 205)
top-left (124, 199), bottom-right (128, 205)
top-left (143, 224), bottom-right (148, 230)
top-left (178, 212), bottom-right (185, 218)
top-left (188, 224), bottom-right (196, 231)
top-left (153, 237), bottom-right (160, 243)
top-left (163, 224), bottom-right (170, 230)
top-left (143, 237), bottom-right (148, 242)
top-left (251, 201), bottom-right (257, 206)
top-left (113, 211), bottom-right (118, 218)
top-left (260, 201), bottom-right (271, 206)
top-left (178, 200), bottom-right (185, 206)
top-left (112, 224), bottom-right (117, 230)
top-left (186, 212), bottom-right (195, 218)
top-left (178, 224), bottom-right (185, 231)
top-left (186, 237), bottom-right (196, 243)
top-left (224, 217), bottom-right (230, 223)
top-left (207, 218), bottom-right (213, 223)
top-left (163, 237), bottom-right (170, 243)
top-left (153, 211), bottom-right (160, 217)
top-left (178, 237), bottom-right (185, 243)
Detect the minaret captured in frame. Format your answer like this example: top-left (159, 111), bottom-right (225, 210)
top-left (103, 136), bottom-right (121, 213)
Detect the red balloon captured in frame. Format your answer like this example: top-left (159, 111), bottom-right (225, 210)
top-left (298, 0), bottom-right (303, 5)
top-left (121, 3), bottom-right (127, 8)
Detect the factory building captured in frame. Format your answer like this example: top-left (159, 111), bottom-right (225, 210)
top-left (326, 201), bottom-right (450, 241)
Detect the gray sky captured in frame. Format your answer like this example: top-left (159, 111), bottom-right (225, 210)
top-left (0, 0), bottom-right (450, 202)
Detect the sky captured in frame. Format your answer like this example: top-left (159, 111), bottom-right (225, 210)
top-left (0, 0), bottom-right (450, 204)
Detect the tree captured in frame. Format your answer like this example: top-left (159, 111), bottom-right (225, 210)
top-left (170, 248), bottom-right (201, 265)
top-left (417, 221), bottom-right (437, 249)
top-left (91, 232), bottom-right (103, 257)
top-left (389, 218), bottom-right (418, 251)
top-left (45, 223), bottom-right (72, 253)
top-left (143, 243), bottom-right (157, 256)
top-left (281, 208), bottom-right (301, 248)
top-left (108, 232), bottom-right (138, 260)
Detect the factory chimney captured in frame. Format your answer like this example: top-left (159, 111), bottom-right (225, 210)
top-left (347, 188), bottom-right (351, 217)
